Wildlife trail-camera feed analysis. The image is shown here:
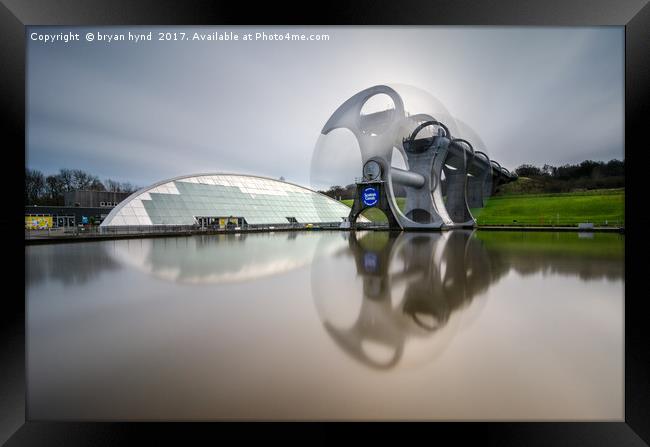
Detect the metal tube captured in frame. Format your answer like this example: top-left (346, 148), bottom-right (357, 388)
top-left (391, 168), bottom-right (426, 188)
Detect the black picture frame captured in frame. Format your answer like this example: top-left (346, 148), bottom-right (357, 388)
top-left (3, 0), bottom-right (648, 444)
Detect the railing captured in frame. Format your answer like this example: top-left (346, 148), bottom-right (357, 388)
top-left (353, 222), bottom-right (390, 230)
top-left (99, 225), bottom-right (196, 235)
top-left (25, 222), bottom-right (348, 240)
top-left (24, 217), bottom-right (623, 241)
top-left (473, 217), bottom-right (625, 228)
top-left (354, 177), bottom-right (386, 184)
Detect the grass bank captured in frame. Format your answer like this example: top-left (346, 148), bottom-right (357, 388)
top-left (473, 188), bottom-right (624, 226)
top-left (341, 189), bottom-right (624, 227)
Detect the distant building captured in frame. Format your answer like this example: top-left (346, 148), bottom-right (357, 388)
top-left (63, 190), bottom-right (132, 208)
top-left (25, 190), bottom-right (133, 229)
top-left (25, 205), bottom-right (112, 228)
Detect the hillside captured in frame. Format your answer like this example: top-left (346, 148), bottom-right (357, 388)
top-left (472, 188), bottom-right (624, 226)
top-left (341, 189), bottom-right (624, 227)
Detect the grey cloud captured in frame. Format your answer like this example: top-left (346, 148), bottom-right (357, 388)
top-left (27, 26), bottom-right (624, 187)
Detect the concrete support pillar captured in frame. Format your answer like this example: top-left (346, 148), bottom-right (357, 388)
top-left (466, 176), bottom-right (484, 209)
top-left (444, 166), bottom-right (473, 224)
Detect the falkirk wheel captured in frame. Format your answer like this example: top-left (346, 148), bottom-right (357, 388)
top-left (316, 85), bottom-right (517, 230)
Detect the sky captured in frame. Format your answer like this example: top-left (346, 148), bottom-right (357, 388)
top-left (26, 26), bottom-right (624, 188)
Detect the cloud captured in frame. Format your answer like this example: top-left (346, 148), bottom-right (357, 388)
top-left (27, 26), bottom-right (624, 187)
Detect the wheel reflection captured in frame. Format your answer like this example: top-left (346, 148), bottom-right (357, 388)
top-left (312, 230), bottom-right (494, 370)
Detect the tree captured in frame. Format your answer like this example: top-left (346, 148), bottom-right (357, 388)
top-left (541, 164), bottom-right (555, 177)
top-left (45, 174), bottom-right (64, 203)
top-left (69, 169), bottom-right (104, 190)
top-left (577, 160), bottom-right (601, 179)
top-left (105, 179), bottom-right (122, 192)
top-left (121, 182), bottom-right (137, 193)
top-left (58, 169), bottom-right (75, 192)
top-left (515, 164), bottom-right (542, 177)
top-left (320, 184), bottom-right (357, 200)
top-left (105, 179), bottom-right (139, 193)
top-left (89, 178), bottom-right (106, 191)
top-left (604, 159), bottom-right (624, 177)
top-left (25, 168), bottom-right (45, 204)
top-left (28, 168), bottom-right (143, 205)
top-left (497, 158), bottom-right (624, 195)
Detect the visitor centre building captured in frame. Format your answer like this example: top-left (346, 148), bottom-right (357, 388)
top-left (99, 173), bottom-right (358, 230)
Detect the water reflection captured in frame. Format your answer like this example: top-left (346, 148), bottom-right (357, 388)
top-left (313, 230), bottom-right (499, 369)
top-left (26, 242), bottom-right (121, 286)
top-left (477, 231), bottom-right (624, 281)
top-left (312, 230), bottom-right (623, 370)
top-left (26, 230), bottom-right (624, 420)
top-left (102, 230), bottom-right (623, 289)
top-left (108, 232), bottom-right (336, 284)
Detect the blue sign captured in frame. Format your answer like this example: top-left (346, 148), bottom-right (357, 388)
top-left (362, 186), bottom-right (379, 207)
top-left (363, 252), bottom-right (379, 272)
top-left (81, 216), bottom-right (89, 224)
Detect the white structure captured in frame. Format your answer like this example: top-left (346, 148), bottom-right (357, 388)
top-left (100, 173), bottom-right (359, 229)
top-left (314, 84), bottom-right (516, 230)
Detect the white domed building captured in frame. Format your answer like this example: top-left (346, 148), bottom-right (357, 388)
top-left (100, 173), bottom-right (360, 231)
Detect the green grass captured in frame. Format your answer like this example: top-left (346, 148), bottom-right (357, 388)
top-left (341, 198), bottom-right (407, 222)
top-left (474, 188), bottom-right (624, 226)
top-left (342, 188), bottom-right (624, 226)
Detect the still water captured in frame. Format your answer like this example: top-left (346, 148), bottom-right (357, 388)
top-left (26, 230), bottom-right (624, 420)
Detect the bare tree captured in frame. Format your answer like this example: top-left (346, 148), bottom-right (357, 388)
top-left (29, 168), bottom-right (142, 205)
top-left (25, 169), bottom-right (45, 204)
top-left (105, 179), bottom-right (121, 192)
top-left (105, 179), bottom-right (138, 192)
top-left (70, 169), bottom-right (100, 190)
top-left (45, 175), bottom-right (64, 202)
top-left (121, 182), bottom-right (138, 193)
top-left (89, 178), bottom-right (106, 191)
top-left (58, 169), bottom-right (75, 192)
